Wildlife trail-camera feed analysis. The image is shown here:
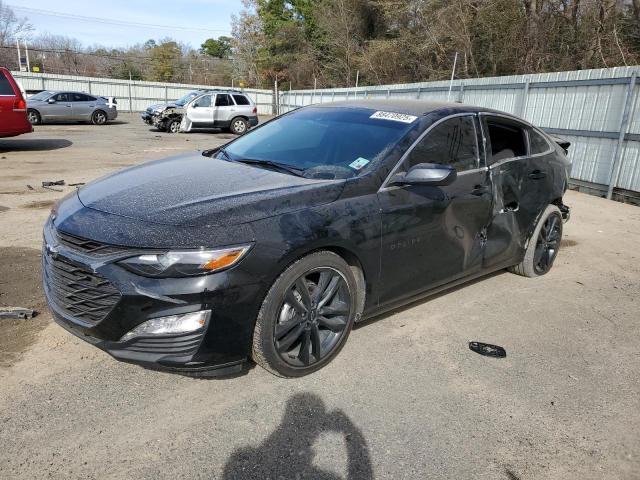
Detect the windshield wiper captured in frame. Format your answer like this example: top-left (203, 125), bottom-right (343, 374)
top-left (233, 158), bottom-right (305, 177)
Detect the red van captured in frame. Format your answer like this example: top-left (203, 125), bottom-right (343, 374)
top-left (0, 67), bottom-right (33, 138)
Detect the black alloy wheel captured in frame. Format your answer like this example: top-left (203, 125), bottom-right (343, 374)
top-left (533, 212), bottom-right (561, 275)
top-left (275, 267), bottom-right (351, 367)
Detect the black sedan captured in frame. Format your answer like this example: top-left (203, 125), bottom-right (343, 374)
top-left (43, 100), bottom-right (571, 377)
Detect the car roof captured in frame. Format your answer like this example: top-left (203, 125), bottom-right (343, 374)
top-left (315, 99), bottom-right (517, 119)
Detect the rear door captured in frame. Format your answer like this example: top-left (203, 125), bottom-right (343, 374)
top-left (44, 92), bottom-right (73, 121)
top-left (481, 115), bottom-right (546, 268)
top-left (377, 114), bottom-right (493, 305)
top-left (71, 93), bottom-right (96, 120)
top-left (214, 93), bottom-right (236, 126)
top-left (232, 94), bottom-right (255, 117)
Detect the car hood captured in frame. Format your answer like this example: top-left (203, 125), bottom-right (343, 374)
top-left (147, 103), bottom-right (178, 112)
top-left (78, 153), bottom-right (345, 227)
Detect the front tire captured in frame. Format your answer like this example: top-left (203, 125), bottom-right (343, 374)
top-left (166, 119), bottom-right (181, 133)
top-left (252, 251), bottom-right (360, 377)
top-left (91, 110), bottom-right (107, 125)
top-left (230, 117), bottom-right (249, 135)
top-left (510, 204), bottom-right (563, 277)
top-left (27, 109), bottom-right (41, 125)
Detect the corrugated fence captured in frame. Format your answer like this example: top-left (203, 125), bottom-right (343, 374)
top-left (279, 67), bottom-right (640, 199)
top-left (11, 71), bottom-right (274, 115)
top-left (10, 67), bottom-right (640, 199)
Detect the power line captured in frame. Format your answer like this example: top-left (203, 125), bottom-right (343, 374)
top-left (9, 5), bottom-right (231, 35)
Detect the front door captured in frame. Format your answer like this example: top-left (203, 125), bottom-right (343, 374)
top-left (44, 92), bottom-right (73, 121)
top-left (186, 94), bottom-right (214, 126)
top-left (377, 114), bottom-right (493, 305)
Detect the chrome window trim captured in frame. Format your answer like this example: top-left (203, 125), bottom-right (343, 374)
top-left (379, 112), bottom-right (481, 192)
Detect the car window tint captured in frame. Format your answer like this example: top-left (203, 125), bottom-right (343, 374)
top-left (405, 116), bottom-right (478, 173)
top-left (232, 94), bottom-right (250, 105)
top-left (529, 128), bottom-right (551, 155)
top-left (486, 120), bottom-right (527, 162)
top-left (215, 94), bottom-right (232, 107)
top-left (0, 73), bottom-right (15, 95)
top-left (54, 93), bottom-right (70, 102)
top-left (194, 95), bottom-right (211, 107)
top-left (72, 93), bottom-right (90, 102)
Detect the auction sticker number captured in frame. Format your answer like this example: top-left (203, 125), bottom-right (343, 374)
top-left (370, 111), bottom-right (418, 123)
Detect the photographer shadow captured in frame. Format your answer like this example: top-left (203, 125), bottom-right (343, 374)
top-left (223, 392), bottom-right (373, 480)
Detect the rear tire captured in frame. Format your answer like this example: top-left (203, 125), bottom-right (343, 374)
top-left (252, 251), bottom-right (361, 377)
top-left (27, 109), bottom-right (41, 125)
top-left (510, 204), bottom-right (563, 277)
top-left (230, 117), bottom-right (248, 135)
top-left (91, 110), bottom-right (107, 125)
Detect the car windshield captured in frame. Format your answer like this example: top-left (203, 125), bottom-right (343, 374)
top-left (29, 91), bottom-right (55, 101)
top-left (220, 107), bottom-right (418, 179)
top-left (175, 91), bottom-right (200, 106)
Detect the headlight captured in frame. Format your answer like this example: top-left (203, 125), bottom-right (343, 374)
top-left (119, 245), bottom-right (251, 278)
top-left (120, 310), bottom-right (210, 342)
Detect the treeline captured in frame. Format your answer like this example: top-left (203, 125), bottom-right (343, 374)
top-left (231, 0), bottom-right (640, 89)
top-left (0, 2), bottom-right (234, 84)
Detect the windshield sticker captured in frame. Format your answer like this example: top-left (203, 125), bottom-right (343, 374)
top-left (349, 157), bottom-right (370, 170)
top-left (370, 111), bottom-right (418, 124)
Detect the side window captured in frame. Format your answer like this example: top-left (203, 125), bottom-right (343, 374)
top-left (232, 94), bottom-right (250, 105)
top-left (54, 93), bottom-right (70, 102)
top-left (193, 95), bottom-right (211, 107)
top-left (405, 116), bottom-right (479, 173)
top-left (528, 128), bottom-right (551, 155)
top-left (0, 73), bottom-right (15, 95)
top-left (72, 93), bottom-right (90, 102)
top-left (486, 119), bottom-right (527, 162)
top-left (215, 94), bottom-right (232, 107)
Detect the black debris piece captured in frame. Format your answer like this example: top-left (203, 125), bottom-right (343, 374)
top-left (42, 180), bottom-right (65, 187)
top-left (469, 341), bottom-right (506, 358)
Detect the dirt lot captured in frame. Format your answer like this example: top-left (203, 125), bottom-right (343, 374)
top-left (0, 114), bottom-right (639, 479)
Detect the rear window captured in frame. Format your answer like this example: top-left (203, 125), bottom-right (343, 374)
top-left (486, 119), bottom-right (527, 162)
top-left (0, 73), bottom-right (15, 96)
top-left (528, 128), bottom-right (551, 155)
top-left (232, 94), bottom-right (250, 105)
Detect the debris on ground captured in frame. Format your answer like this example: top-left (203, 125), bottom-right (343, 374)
top-left (42, 180), bottom-right (65, 187)
top-left (469, 341), bottom-right (506, 358)
top-left (0, 307), bottom-right (36, 320)
top-left (26, 184), bottom-right (34, 190)
top-left (69, 182), bottom-right (85, 187)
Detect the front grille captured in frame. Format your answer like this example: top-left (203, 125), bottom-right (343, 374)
top-left (55, 230), bottom-right (126, 256)
top-left (43, 252), bottom-right (121, 324)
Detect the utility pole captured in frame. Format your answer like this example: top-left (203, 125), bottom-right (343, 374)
top-left (24, 40), bottom-right (30, 72)
top-left (447, 52), bottom-right (458, 101)
top-left (16, 39), bottom-right (21, 71)
top-left (354, 70), bottom-right (359, 99)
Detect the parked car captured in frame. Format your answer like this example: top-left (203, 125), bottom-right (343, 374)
top-left (43, 100), bottom-right (571, 378)
top-left (179, 90), bottom-right (259, 134)
top-left (140, 90), bottom-right (211, 128)
top-left (149, 89), bottom-right (258, 134)
top-left (0, 67), bottom-right (33, 138)
top-left (27, 91), bottom-right (117, 125)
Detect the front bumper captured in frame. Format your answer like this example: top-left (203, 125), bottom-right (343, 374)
top-left (42, 219), bottom-right (265, 376)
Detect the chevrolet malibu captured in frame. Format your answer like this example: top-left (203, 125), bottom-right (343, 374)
top-left (43, 100), bottom-right (571, 378)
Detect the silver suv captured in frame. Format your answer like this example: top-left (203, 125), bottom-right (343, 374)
top-left (181, 91), bottom-right (259, 134)
top-left (27, 91), bottom-right (117, 125)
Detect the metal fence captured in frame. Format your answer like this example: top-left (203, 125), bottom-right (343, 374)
top-left (279, 66), bottom-right (640, 199)
top-left (11, 71), bottom-right (274, 115)
top-left (11, 68), bottom-right (640, 199)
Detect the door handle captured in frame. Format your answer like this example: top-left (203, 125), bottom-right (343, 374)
top-left (528, 170), bottom-right (546, 180)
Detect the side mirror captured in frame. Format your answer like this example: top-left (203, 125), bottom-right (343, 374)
top-left (48, 98), bottom-right (56, 104)
top-left (389, 163), bottom-right (457, 187)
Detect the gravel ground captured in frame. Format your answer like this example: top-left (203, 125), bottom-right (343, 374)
top-left (0, 115), bottom-right (639, 479)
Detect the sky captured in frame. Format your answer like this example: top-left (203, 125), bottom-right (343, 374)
top-left (11, 0), bottom-right (243, 49)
